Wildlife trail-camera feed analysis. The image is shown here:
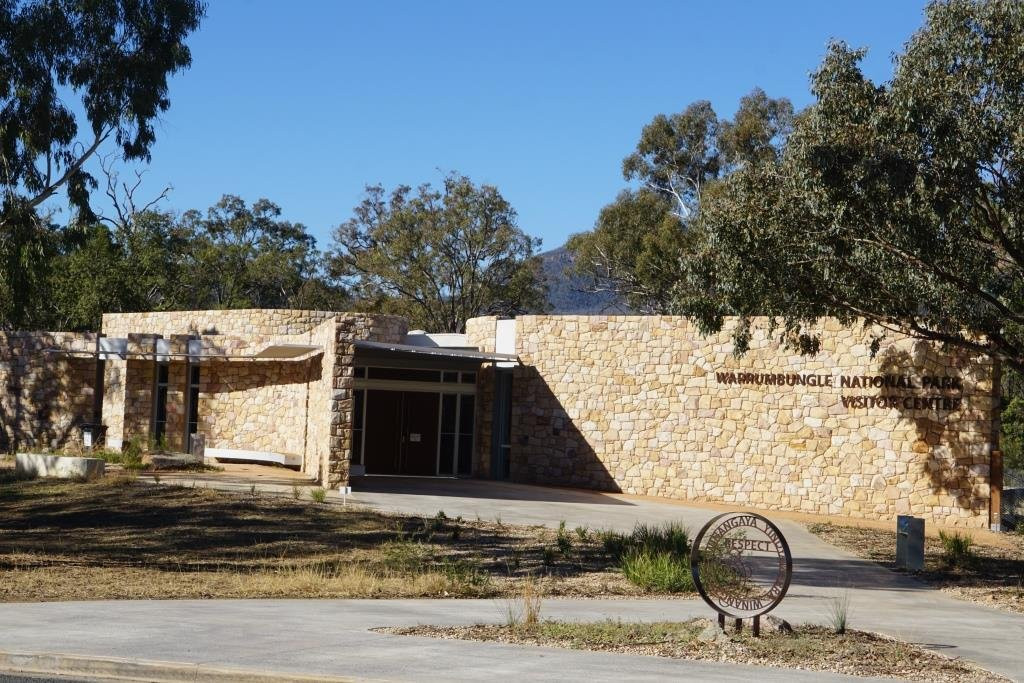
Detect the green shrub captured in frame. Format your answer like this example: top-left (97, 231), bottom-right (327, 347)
top-left (310, 488), bottom-right (327, 504)
top-left (440, 558), bottom-right (489, 587)
top-left (378, 539), bottom-right (430, 572)
top-left (620, 551), bottom-right (693, 593)
top-left (939, 530), bottom-right (974, 567)
top-left (431, 510), bottom-right (448, 532)
top-left (93, 439), bottom-right (144, 472)
top-left (556, 520), bottom-right (573, 555)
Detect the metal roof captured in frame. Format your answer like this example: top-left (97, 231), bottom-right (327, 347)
top-left (353, 339), bottom-right (518, 363)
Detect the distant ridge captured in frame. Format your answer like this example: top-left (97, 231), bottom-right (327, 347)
top-left (535, 245), bottom-right (624, 314)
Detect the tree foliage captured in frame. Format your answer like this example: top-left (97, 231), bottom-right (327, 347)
top-left (0, 0), bottom-right (204, 329)
top-left (178, 196), bottom-right (332, 310)
top-left (683, 0), bottom-right (1024, 370)
top-left (6, 195), bottom-right (344, 331)
top-left (566, 190), bottom-right (687, 313)
top-left (330, 174), bottom-right (546, 332)
top-left (0, 0), bottom-right (205, 226)
top-left (568, 89), bottom-right (793, 312)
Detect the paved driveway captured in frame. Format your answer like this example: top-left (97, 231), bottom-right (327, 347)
top-left (137, 470), bottom-right (1024, 680)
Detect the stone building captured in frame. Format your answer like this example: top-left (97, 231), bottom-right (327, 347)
top-left (0, 309), bottom-right (1003, 529)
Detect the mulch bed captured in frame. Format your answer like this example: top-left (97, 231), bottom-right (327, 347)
top-left (383, 618), bottom-right (1006, 682)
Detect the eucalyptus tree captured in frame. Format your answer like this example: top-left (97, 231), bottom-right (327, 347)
top-left (0, 0), bottom-right (205, 328)
top-left (179, 195), bottom-right (337, 311)
top-left (568, 89), bottom-right (793, 313)
top-left (330, 174), bottom-right (545, 333)
top-left (685, 0), bottom-right (1024, 370)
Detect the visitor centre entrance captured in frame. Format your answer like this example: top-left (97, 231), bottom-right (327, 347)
top-left (351, 340), bottom-right (514, 477)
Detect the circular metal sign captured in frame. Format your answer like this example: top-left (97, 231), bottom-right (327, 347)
top-left (690, 512), bottom-right (792, 619)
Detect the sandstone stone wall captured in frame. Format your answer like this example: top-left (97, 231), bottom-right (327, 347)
top-left (102, 309), bottom-right (338, 338)
top-left (466, 317), bottom-right (499, 476)
top-left (305, 318), bottom-right (337, 482)
top-left (0, 332), bottom-right (98, 452)
top-left (327, 314), bottom-right (408, 486)
top-left (198, 359), bottom-right (316, 459)
top-left (99, 309), bottom-right (407, 487)
top-left (484, 315), bottom-right (998, 528)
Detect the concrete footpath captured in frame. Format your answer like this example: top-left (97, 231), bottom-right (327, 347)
top-left (0, 599), bottom-right (894, 682)
top-left (6, 471), bottom-right (1018, 681)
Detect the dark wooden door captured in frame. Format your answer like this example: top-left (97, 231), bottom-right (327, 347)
top-left (401, 391), bottom-right (439, 476)
top-left (363, 390), bottom-right (402, 474)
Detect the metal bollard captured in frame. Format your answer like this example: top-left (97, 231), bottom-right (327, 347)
top-left (896, 515), bottom-right (925, 572)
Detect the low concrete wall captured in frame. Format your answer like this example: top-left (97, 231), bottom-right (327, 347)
top-left (16, 453), bottom-right (105, 480)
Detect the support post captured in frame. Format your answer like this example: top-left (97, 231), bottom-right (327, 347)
top-left (753, 615), bottom-right (760, 637)
top-left (182, 345), bottom-right (191, 454)
top-left (92, 334), bottom-right (105, 426)
top-left (991, 449), bottom-right (1003, 531)
top-left (149, 336), bottom-right (161, 446)
top-left (734, 618), bottom-right (742, 633)
top-left (717, 613), bottom-right (725, 631)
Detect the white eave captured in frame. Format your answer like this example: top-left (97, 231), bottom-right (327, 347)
top-left (43, 339), bottom-right (323, 362)
top-left (353, 339), bottom-right (518, 363)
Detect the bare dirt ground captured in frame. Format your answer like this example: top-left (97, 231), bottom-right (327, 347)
top-left (0, 470), bottom-right (670, 601)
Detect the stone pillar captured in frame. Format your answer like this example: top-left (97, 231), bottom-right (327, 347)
top-left (324, 314), bottom-right (408, 489)
top-left (101, 357), bottom-right (127, 450)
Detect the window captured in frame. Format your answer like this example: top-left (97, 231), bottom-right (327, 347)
top-left (352, 389), bottom-right (366, 464)
top-left (367, 367), bottom-right (440, 382)
top-left (438, 393), bottom-right (475, 476)
top-left (458, 394), bottom-right (475, 475)
top-left (153, 363), bottom-right (169, 441)
top-left (460, 371), bottom-right (476, 384)
top-left (187, 365), bottom-right (200, 438)
top-left (438, 393), bottom-right (458, 475)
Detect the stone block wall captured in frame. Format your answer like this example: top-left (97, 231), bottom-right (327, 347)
top-left (466, 317), bottom-right (499, 477)
top-left (198, 359), bottom-right (316, 459)
top-left (0, 332), bottom-right (98, 452)
top-left (327, 314), bottom-right (407, 487)
top-left (101, 309), bottom-right (338, 338)
top-left (100, 309), bottom-right (408, 488)
top-left (485, 315), bottom-right (998, 528)
top-left (305, 318), bottom-right (337, 482)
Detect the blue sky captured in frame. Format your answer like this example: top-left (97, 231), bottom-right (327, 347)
top-left (73, 1), bottom-right (928, 252)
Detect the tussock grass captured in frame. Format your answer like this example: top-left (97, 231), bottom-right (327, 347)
top-left (597, 521), bottom-right (694, 594)
top-left (620, 551), bottom-right (693, 593)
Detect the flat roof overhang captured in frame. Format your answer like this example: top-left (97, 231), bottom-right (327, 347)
top-left (352, 340), bottom-right (518, 370)
top-left (43, 340), bottom-right (323, 362)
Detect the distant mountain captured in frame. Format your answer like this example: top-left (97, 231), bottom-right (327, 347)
top-left (535, 245), bottom-right (624, 314)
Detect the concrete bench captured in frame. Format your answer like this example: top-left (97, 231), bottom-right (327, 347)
top-left (15, 453), bottom-right (105, 480)
top-left (204, 448), bottom-right (301, 468)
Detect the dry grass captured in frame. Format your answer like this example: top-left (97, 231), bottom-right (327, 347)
top-left (0, 472), bottom-right (666, 601)
top-left (808, 522), bottom-right (1024, 614)
top-left (383, 619), bottom-right (1006, 682)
